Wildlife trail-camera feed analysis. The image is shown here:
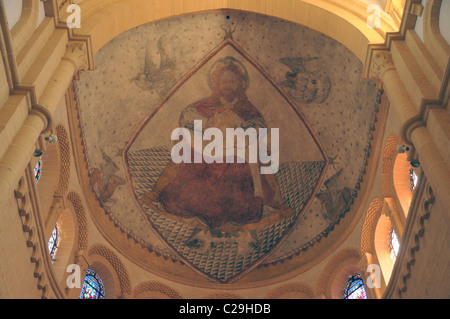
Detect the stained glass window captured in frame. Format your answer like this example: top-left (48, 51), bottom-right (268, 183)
top-left (47, 223), bottom-right (59, 260)
top-left (34, 159), bottom-right (42, 183)
top-left (343, 273), bottom-right (368, 299)
top-left (79, 269), bottom-right (105, 299)
top-left (409, 168), bottom-right (418, 192)
top-left (389, 227), bottom-right (400, 263)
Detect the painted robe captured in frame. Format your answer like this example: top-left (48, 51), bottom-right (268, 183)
top-left (144, 94), bottom-right (281, 228)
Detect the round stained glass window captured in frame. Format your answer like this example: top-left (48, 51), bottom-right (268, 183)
top-left (79, 269), bottom-right (105, 299)
top-left (343, 273), bottom-right (368, 299)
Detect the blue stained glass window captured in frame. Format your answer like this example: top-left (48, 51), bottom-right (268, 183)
top-left (47, 223), bottom-right (59, 260)
top-left (409, 168), bottom-right (418, 192)
top-left (34, 159), bottom-right (42, 183)
top-left (79, 269), bottom-right (105, 299)
top-left (389, 227), bottom-right (400, 263)
top-left (343, 273), bottom-right (368, 299)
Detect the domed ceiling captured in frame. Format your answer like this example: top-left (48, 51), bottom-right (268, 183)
top-left (75, 10), bottom-right (378, 284)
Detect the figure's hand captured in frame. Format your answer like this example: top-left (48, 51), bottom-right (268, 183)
top-left (141, 188), bottom-right (160, 206)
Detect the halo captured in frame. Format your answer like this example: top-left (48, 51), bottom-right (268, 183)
top-left (208, 56), bottom-right (249, 91)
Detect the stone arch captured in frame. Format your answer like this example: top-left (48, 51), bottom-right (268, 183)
top-left (393, 152), bottom-right (413, 216)
top-left (132, 281), bottom-right (183, 299)
top-left (66, 191), bottom-right (88, 252)
top-left (87, 244), bottom-right (132, 298)
top-left (360, 197), bottom-right (384, 255)
top-left (381, 135), bottom-right (399, 199)
top-left (35, 127), bottom-right (61, 218)
top-left (380, 134), bottom-right (407, 236)
top-left (331, 264), bottom-right (366, 299)
top-left (49, 207), bottom-right (76, 287)
top-left (374, 214), bottom-right (397, 285)
top-left (10, 0), bottom-right (40, 53)
top-left (71, 0), bottom-right (397, 63)
top-left (83, 256), bottom-right (120, 299)
top-left (422, 0), bottom-right (450, 71)
top-left (315, 247), bottom-right (363, 298)
top-left (264, 282), bottom-right (315, 299)
top-left (55, 124), bottom-right (71, 195)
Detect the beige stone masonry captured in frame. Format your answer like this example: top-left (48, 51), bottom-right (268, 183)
top-left (369, 53), bottom-right (450, 210)
top-left (9, 0), bottom-right (40, 54)
top-left (16, 17), bottom-right (56, 81)
top-left (71, 0), bottom-right (394, 63)
top-left (0, 94), bottom-right (29, 160)
top-left (0, 40), bottom-right (88, 209)
top-left (21, 29), bottom-right (69, 101)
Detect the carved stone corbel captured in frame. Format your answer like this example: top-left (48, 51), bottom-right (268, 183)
top-left (368, 50), bottom-right (396, 80)
top-left (62, 41), bottom-right (89, 77)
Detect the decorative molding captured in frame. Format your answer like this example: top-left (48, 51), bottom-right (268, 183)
top-left (264, 282), bottom-right (315, 299)
top-left (368, 50), bottom-right (396, 80)
top-left (30, 104), bottom-right (54, 134)
top-left (62, 41), bottom-right (89, 75)
top-left (381, 135), bottom-right (400, 198)
top-left (132, 281), bottom-right (183, 299)
top-left (360, 197), bottom-right (384, 255)
top-left (87, 244), bottom-right (132, 296)
top-left (383, 174), bottom-right (435, 298)
top-left (14, 168), bottom-right (65, 299)
top-left (66, 191), bottom-right (88, 251)
top-left (55, 124), bottom-right (71, 195)
top-left (315, 248), bottom-right (362, 297)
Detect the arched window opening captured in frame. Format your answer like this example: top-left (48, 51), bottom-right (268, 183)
top-left (47, 223), bottom-right (59, 261)
top-left (393, 152), bottom-right (413, 216)
top-left (34, 159), bottom-right (42, 183)
top-left (409, 168), bottom-right (418, 192)
top-left (388, 227), bottom-right (400, 263)
top-left (342, 273), bottom-right (368, 299)
top-left (79, 269), bottom-right (105, 299)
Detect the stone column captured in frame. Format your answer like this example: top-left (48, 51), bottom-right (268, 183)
top-left (0, 42), bottom-right (88, 207)
top-left (369, 50), bottom-right (450, 210)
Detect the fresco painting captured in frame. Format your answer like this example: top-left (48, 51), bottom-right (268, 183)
top-left (77, 12), bottom-right (379, 282)
top-left (125, 40), bottom-right (327, 282)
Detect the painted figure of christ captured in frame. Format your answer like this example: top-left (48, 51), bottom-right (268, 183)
top-left (142, 56), bottom-right (286, 229)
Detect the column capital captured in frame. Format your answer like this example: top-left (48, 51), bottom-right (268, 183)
top-left (368, 50), bottom-right (396, 80)
top-left (62, 41), bottom-right (89, 74)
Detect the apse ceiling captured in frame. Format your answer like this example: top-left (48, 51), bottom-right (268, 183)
top-left (75, 10), bottom-right (379, 283)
